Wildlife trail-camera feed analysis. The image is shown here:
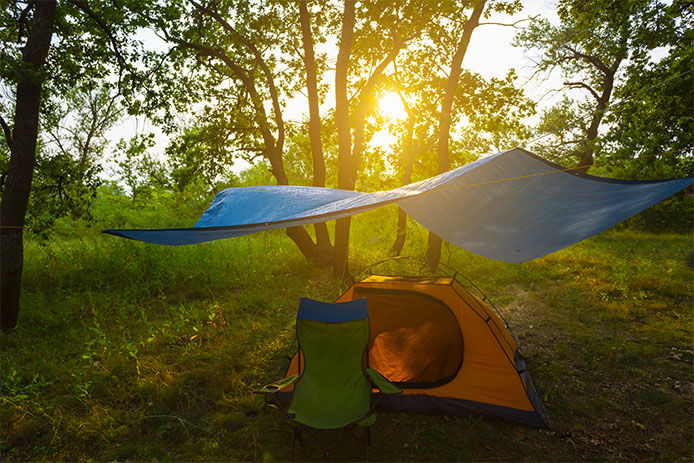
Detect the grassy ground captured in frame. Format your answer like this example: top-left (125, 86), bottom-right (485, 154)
top-left (1, 205), bottom-right (692, 461)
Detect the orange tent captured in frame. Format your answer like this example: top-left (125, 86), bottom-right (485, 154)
top-left (284, 275), bottom-right (547, 427)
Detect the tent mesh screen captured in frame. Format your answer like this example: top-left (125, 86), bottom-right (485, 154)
top-left (352, 288), bottom-right (464, 388)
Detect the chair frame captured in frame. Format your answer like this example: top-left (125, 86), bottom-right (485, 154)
top-left (256, 299), bottom-right (399, 462)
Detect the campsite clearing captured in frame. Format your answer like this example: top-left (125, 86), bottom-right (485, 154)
top-left (0, 209), bottom-right (691, 461)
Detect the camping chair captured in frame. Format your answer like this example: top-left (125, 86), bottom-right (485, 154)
top-left (256, 297), bottom-right (401, 461)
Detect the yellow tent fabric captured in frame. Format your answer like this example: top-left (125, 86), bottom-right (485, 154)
top-left (284, 275), bottom-right (547, 427)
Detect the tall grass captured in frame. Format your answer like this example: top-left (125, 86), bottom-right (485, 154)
top-left (1, 198), bottom-right (692, 461)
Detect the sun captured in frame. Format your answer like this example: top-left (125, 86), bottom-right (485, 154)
top-left (378, 92), bottom-right (407, 121)
top-left (369, 92), bottom-right (407, 151)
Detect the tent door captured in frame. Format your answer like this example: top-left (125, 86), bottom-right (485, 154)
top-left (350, 288), bottom-right (464, 389)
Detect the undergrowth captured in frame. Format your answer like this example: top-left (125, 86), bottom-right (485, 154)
top-left (1, 204), bottom-right (692, 461)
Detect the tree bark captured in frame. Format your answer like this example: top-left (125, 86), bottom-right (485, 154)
top-left (180, 33), bottom-right (330, 267)
top-left (575, 57), bottom-right (622, 172)
top-left (1, 1), bottom-right (57, 331)
top-left (299, 0), bottom-right (325, 188)
top-left (268, 143), bottom-right (329, 266)
top-left (333, 0), bottom-right (356, 277)
top-left (299, 0), bottom-right (332, 265)
top-left (425, 0), bottom-right (485, 269)
top-left (391, 94), bottom-right (415, 256)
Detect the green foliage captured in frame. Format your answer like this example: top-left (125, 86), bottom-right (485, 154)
top-left (237, 162), bottom-right (276, 187)
top-left (1, 0), bottom-right (151, 116)
top-left (515, 0), bottom-right (689, 164)
top-left (593, 12), bottom-right (694, 235)
top-left (517, 0), bottom-right (632, 75)
top-left (26, 148), bottom-right (102, 234)
top-left (166, 122), bottom-right (240, 192)
top-left (370, 13), bottom-right (535, 189)
top-left (22, 86), bottom-right (123, 233)
top-left (128, 0), bottom-right (536, 197)
top-left (601, 8), bottom-right (693, 180)
top-left (452, 69), bottom-right (535, 156)
top-left (0, 1), bottom-right (153, 236)
top-left (515, 0), bottom-right (692, 229)
top-left (114, 133), bottom-right (169, 202)
top-left (0, 198), bottom-right (691, 460)
top-left (88, 182), bottom-right (212, 230)
top-left (1, 369), bottom-right (52, 404)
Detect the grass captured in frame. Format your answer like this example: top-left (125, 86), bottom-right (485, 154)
top-left (1, 204), bottom-right (692, 461)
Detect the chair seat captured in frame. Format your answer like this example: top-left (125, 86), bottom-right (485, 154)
top-left (289, 405), bottom-right (374, 430)
top-left (257, 297), bottom-right (401, 460)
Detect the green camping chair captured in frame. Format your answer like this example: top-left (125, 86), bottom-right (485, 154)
top-left (256, 297), bottom-right (401, 461)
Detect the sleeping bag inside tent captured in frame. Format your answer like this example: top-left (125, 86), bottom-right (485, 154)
top-left (283, 275), bottom-right (548, 428)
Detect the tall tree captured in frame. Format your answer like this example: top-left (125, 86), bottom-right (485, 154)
top-left (332, 0), bottom-right (437, 275)
top-left (0, 1), bottom-right (57, 331)
top-left (598, 1), bottom-right (694, 231)
top-left (514, 0), bottom-right (669, 170)
top-left (601, 0), bottom-right (693, 180)
top-left (389, 82), bottom-right (417, 256)
top-left (0, 0), bottom-right (148, 330)
top-left (425, 0), bottom-right (486, 268)
top-left (332, 0), bottom-right (356, 277)
top-left (341, 0), bottom-right (528, 266)
top-left (331, 0), bottom-right (529, 269)
top-left (142, 0), bottom-right (438, 274)
top-left (299, 0), bottom-right (332, 263)
top-left (146, 0), bottom-right (325, 263)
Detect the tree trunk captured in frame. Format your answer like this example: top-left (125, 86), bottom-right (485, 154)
top-left (268, 145), bottom-right (330, 266)
top-left (1, 1), bottom-right (57, 331)
top-left (300, 0), bottom-right (332, 265)
top-left (333, 0), bottom-right (356, 277)
top-left (391, 207), bottom-right (408, 256)
top-left (299, 0), bottom-right (325, 188)
top-left (391, 97), bottom-right (415, 256)
top-left (222, 34), bottom-right (330, 268)
top-left (425, 1), bottom-right (485, 269)
top-left (576, 57), bottom-right (622, 172)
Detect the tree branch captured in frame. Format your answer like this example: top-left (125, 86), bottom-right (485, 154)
top-left (175, 39), bottom-right (250, 82)
top-left (178, 39), bottom-right (284, 179)
top-left (66, 0), bottom-right (131, 92)
top-left (188, 0), bottom-right (285, 152)
top-left (540, 139), bottom-right (582, 149)
top-left (350, 35), bottom-right (409, 170)
top-left (16, 1), bottom-right (33, 43)
top-left (42, 123), bottom-right (70, 158)
top-left (0, 114), bottom-right (12, 149)
top-left (561, 44), bottom-right (610, 75)
top-left (563, 81), bottom-right (600, 101)
top-left (478, 15), bottom-right (539, 28)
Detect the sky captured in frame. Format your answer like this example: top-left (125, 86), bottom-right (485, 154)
top-left (106, 0), bottom-right (563, 179)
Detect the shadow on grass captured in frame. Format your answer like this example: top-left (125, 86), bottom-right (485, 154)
top-left (1, 215), bottom-right (692, 461)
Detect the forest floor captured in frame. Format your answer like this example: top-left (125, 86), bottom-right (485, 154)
top-left (1, 207), bottom-right (692, 461)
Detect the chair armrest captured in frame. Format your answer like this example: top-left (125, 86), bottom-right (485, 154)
top-left (366, 368), bottom-right (401, 394)
top-left (254, 374), bottom-right (300, 394)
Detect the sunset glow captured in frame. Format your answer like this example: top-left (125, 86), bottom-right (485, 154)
top-left (378, 92), bottom-right (407, 121)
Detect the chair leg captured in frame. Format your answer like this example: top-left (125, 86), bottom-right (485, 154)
top-left (291, 423), bottom-right (373, 461)
top-left (291, 427), bottom-right (297, 463)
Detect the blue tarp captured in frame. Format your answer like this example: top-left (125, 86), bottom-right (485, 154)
top-left (103, 148), bottom-right (693, 263)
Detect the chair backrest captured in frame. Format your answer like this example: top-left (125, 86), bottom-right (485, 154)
top-left (289, 297), bottom-right (372, 429)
